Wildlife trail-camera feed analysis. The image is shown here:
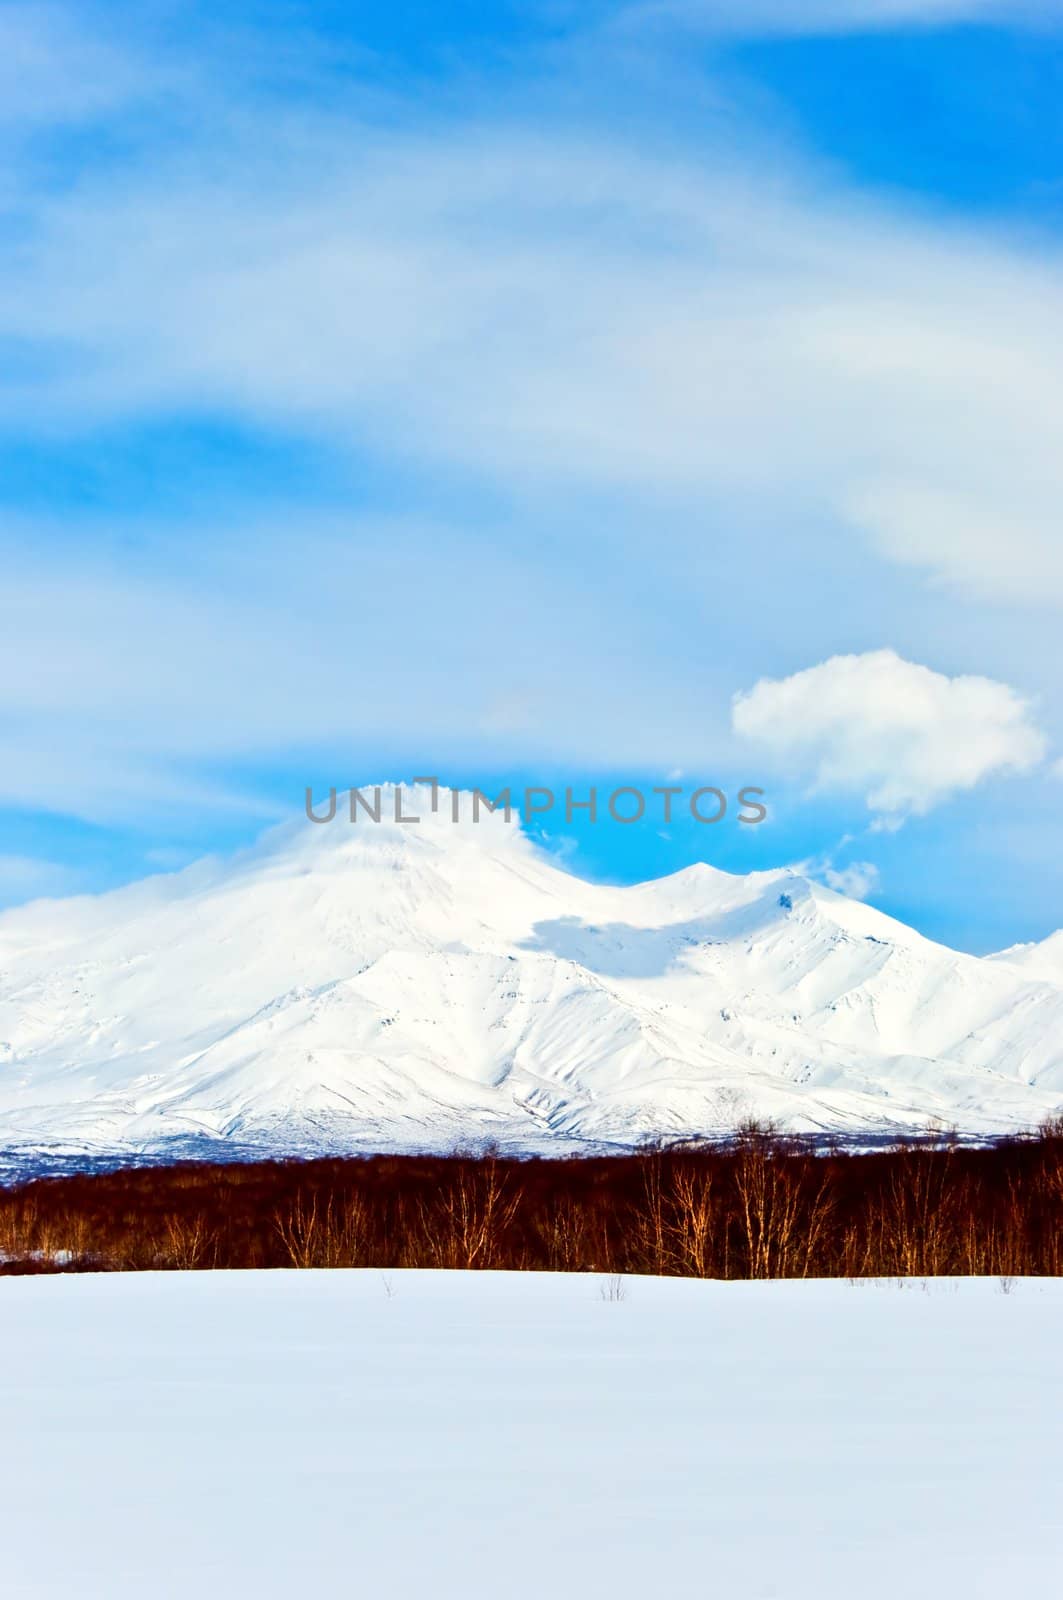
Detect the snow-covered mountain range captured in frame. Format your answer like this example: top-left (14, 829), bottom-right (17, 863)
top-left (2, 786), bottom-right (1062, 1170)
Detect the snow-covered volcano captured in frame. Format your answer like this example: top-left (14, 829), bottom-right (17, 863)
top-left (2, 785), bottom-right (1062, 1168)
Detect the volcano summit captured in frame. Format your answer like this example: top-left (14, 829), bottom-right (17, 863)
top-left (1, 786), bottom-right (1062, 1171)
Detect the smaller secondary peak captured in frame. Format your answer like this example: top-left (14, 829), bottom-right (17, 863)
top-left (988, 928), bottom-right (1063, 983)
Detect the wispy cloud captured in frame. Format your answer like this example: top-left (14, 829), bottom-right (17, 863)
top-left (0, 3), bottom-right (160, 129)
top-left (792, 851), bottom-right (881, 899)
top-left (0, 515), bottom-right (713, 819)
top-left (5, 104), bottom-right (1063, 613)
top-left (820, 859), bottom-right (880, 899)
top-left (2, 5), bottom-right (1063, 833)
top-left (619, 0), bottom-right (1062, 37)
top-left (0, 853), bottom-right (81, 906)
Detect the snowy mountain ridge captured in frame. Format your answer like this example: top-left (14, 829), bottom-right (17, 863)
top-left (2, 785), bottom-right (1062, 1169)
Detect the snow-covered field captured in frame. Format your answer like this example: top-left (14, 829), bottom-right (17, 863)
top-left (2, 1271), bottom-right (1061, 1598)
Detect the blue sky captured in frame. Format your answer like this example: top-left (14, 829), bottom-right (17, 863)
top-left (3, 0), bottom-right (1063, 951)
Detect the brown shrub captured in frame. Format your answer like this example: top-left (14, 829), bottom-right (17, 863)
top-left (1, 1125), bottom-right (1061, 1279)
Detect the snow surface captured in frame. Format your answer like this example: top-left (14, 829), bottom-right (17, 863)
top-left (2, 1270), bottom-right (1061, 1599)
top-left (2, 784), bottom-right (1063, 1166)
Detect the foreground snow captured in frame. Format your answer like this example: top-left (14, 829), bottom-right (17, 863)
top-left (2, 1271), bottom-right (1061, 1598)
top-left (3, 785), bottom-right (1063, 1168)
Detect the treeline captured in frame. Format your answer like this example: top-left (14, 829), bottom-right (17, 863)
top-left (2, 1121), bottom-right (1062, 1279)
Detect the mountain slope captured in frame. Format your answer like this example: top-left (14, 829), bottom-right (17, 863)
top-left (2, 786), bottom-right (1062, 1167)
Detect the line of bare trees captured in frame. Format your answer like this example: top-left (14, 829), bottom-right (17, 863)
top-left (2, 1120), bottom-right (1062, 1279)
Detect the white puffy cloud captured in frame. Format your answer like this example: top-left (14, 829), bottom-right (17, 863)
top-left (732, 650), bottom-right (1046, 819)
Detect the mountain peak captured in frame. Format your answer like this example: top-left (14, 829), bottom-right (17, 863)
top-left (1, 799), bottom-right (1062, 1170)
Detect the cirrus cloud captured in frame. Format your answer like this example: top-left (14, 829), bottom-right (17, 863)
top-left (621, 0), bottom-right (1061, 37)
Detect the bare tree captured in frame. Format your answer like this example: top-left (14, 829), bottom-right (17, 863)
top-left (272, 1190), bottom-right (368, 1268)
